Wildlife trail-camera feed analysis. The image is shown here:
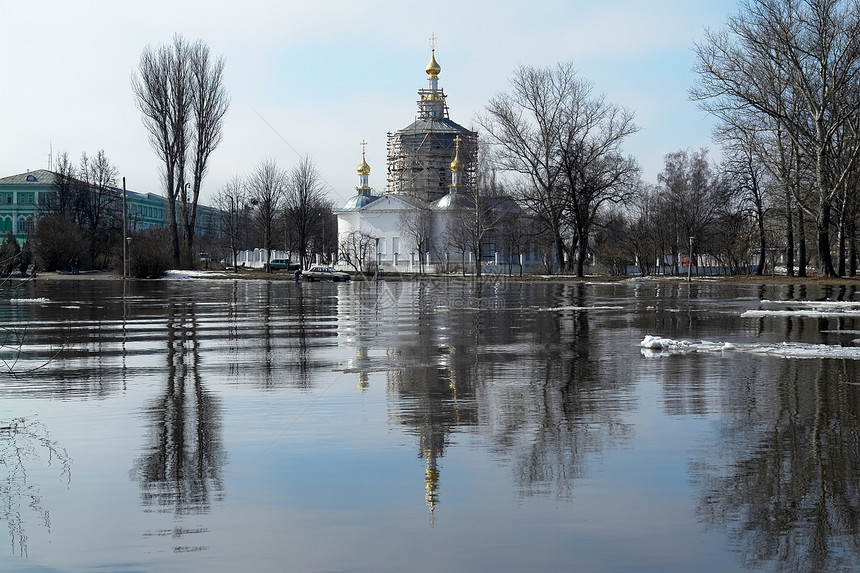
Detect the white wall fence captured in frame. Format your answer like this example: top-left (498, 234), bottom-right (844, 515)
top-left (233, 250), bottom-right (335, 269)
top-left (233, 249), bottom-right (290, 268)
top-left (371, 251), bottom-right (544, 275)
top-left (234, 248), bottom-right (547, 274)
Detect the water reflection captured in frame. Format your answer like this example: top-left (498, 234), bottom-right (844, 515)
top-left (131, 298), bottom-right (225, 552)
top-left (479, 283), bottom-right (636, 499)
top-left (0, 417), bottom-right (70, 557)
top-left (689, 356), bottom-right (860, 571)
top-left (342, 281), bottom-right (639, 514)
top-left (5, 278), bottom-right (860, 571)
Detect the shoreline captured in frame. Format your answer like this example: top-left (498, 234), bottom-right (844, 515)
top-left (25, 268), bottom-right (860, 286)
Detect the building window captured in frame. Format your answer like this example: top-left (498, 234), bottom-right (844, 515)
top-left (18, 216), bottom-right (34, 236)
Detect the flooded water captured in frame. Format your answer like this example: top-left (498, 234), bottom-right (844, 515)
top-left (1, 277), bottom-right (859, 572)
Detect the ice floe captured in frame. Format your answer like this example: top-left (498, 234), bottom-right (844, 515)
top-left (742, 299), bottom-right (860, 318)
top-left (163, 270), bottom-right (232, 280)
top-left (538, 305), bottom-right (624, 312)
top-left (641, 334), bottom-right (860, 359)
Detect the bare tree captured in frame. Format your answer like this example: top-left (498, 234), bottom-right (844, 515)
top-left (132, 34), bottom-right (229, 268)
top-left (497, 207), bottom-right (534, 276)
top-left (339, 229), bottom-right (376, 273)
top-left (213, 175), bottom-right (248, 272)
top-left (440, 154), bottom-right (506, 277)
top-left (557, 84), bottom-right (640, 276)
top-left (183, 41), bottom-right (229, 263)
top-left (478, 64), bottom-right (571, 271)
top-left (284, 156), bottom-right (327, 268)
top-left (657, 149), bottom-right (729, 274)
top-left (467, 148), bottom-right (509, 277)
top-left (399, 207), bottom-right (432, 274)
top-left (693, 0), bottom-right (860, 276)
top-left (248, 159), bottom-right (287, 271)
top-left (78, 150), bottom-right (119, 266)
top-left (41, 152), bottom-right (79, 219)
top-left (480, 62), bottom-right (638, 275)
top-left (443, 212), bottom-right (473, 275)
top-left (718, 127), bottom-right (774, 275)
top-left (40, 150), bottom-right (120, 269)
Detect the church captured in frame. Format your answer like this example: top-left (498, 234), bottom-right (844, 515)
top-left (335, 46), bottom-right (485, 274)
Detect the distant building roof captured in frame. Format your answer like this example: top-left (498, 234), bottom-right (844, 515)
top-left (432, 190), bottom-right (474, 211)
top-left (341, 191), bottom-right (381, 211)
top-left (395, 117), bottom-right (471, 136)
top-left (0, 169), bottom-right (59, 186)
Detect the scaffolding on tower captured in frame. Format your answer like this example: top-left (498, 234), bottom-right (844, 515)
top-left (386, 52), bottom-right (478, 204)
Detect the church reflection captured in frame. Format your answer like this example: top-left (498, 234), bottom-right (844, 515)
top-left (131, 299), bottom-right (226, 551)
top-left (340, 280), bottom-right (636, 515)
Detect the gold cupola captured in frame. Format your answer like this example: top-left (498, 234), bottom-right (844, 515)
top-left (357, 154), bottom-right (370, 176)
top-left (450, 135), bottom-right (463, 173)
top-left (357, 140), bottom-right (371, 176)
top-left (426, 48), bottom-right (441, 79)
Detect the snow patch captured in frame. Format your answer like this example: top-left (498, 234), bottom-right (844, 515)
top-left (163, 270), bottom-right (231, 280)
top-left (641, 335), bottom-right (860, 360)
top-left (744, 299), bottom-right (860, 318)
top-left (539, 305), bottom-right (624, 312)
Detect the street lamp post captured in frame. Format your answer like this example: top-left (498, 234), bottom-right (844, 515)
top-left (122, 177), bottom-right (127, 279)
top-left (126, 236), bottom-right (132, 277)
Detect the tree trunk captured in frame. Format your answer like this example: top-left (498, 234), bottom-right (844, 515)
top-left (837, 193), bottom-right (847, 277)
top-left (756, 199), bottom-right (766, 275)
top-left (817, 201), bottom-right (838, 277)
top-left (576, 231), bottom-right (588, 277)
top-left (850, 229), bottom-right (857, 277)
top-left (784, 186), bottom-right (794, 277)
top-left (798, 206), bottom-right (807, 278)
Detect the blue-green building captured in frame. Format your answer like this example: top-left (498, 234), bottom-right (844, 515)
top-left (0, 169), bottom-right (222, 244)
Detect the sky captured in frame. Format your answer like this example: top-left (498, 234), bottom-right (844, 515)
top-left (1, 0), bottom-right (740, 207)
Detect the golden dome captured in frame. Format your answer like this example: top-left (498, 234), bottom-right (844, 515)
top-left (426, 48), bottom-right (441, 78)
top-left (450, 135), bottom-right (463, 172)
top-left (357, 156), bottom-right (370, 175)
top-left (357, 141), bottom-right (371, 175)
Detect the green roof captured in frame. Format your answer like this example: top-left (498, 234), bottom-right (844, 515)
top-left (0, 169), bottom-right (58, 186)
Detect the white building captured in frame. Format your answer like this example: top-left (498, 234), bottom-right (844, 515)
top-left (335, 47), bottom-right (542, 275)
top-left (335, 49), bottom-right (483, 273)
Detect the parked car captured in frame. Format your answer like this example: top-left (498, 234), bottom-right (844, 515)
top-left (265, 258), bottom-right (301, 272)
top-left (303, 266), bottom-right (351, 282)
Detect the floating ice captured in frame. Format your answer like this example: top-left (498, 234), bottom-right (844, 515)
top-left (163, 270), bottom-right (231, 280)
top-left (8, 297), bottom-right (50, 304)
top-left (743, 299), bottom-right (860, 318)
top-left (539, 305), bottom-right (624, 312)
top-left (641, 335), bottom-right (860, 359)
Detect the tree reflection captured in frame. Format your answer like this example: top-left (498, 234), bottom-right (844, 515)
top-left (0, 417), bottom-right (71, 557)
top-left (691, 358), bottom-right (860, 570)
top-left (489, 283), bottom-right (635, 498)
top-left (379, 281), bottom-right (636, 513)
top-left (131, 301), bottom-right (225, 550)
top-left (233, 281), bottom-right (336, 390)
